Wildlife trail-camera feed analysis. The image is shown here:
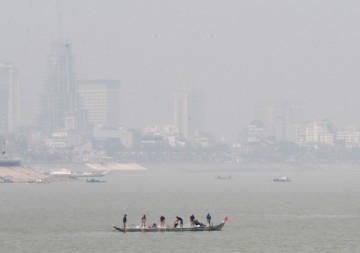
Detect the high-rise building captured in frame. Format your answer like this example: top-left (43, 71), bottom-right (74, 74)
top-left (174, 88), bottom-right (204, 139)
top-left (265, 102), bottom-right (303, 141)
top-left (39, 42), bottom-right (77, 131)
top-left (78, 79), bottom-right (120, 128)
top-left (174, 88), bottom-right (190, 139)
top-left (0, 63), bottom-right (18, 133)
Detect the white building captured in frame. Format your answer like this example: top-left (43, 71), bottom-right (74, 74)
top-left (144, 124), bottom-right (179, 147)
top-left (0, 63), bottom-right (18, 133)
top-left (336, 126), bottom-right (360, 148)
top-left (144, 124), bottom-right (178, 136)
top-left (50, 168), bottom-right (72, 175)
top-left (305, 120), bottom-right (334, 145)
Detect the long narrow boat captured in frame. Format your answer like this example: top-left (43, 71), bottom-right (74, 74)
top-left (113, 216), bottom-right (228, 232)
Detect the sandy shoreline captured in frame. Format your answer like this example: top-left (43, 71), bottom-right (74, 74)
top-left (0, 167), bottom-right (49, 182)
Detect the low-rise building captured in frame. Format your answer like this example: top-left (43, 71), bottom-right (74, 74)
top-left (336, 126), bottom-right (360, 148)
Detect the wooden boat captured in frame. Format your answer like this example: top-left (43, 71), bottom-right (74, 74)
top-left (113, 216), bottom-right (228, 232)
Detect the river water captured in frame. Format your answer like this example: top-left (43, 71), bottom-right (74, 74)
top-left (1, 165), bottom-right (359, 253)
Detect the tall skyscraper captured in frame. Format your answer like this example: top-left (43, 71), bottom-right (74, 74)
top-left (174, 88), bottom-right (189, 139)
top-left (0, 63), bottom-right (18, 133)
top-left (78, 79), bottom-right (120, 128)
top-left (174, 88), bottom-right (204, 139)
top-left (39, 42), bottom-right (77, 131)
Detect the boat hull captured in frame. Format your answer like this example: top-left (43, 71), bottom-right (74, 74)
top-left (113, 222), bottom-right (225, 232)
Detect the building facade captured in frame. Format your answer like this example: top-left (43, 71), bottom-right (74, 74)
top-left (78, 79), bottom-right (120, 128)
top-left (305, 119), bottom-right (334, 145)
top-left (247, 120), bottom-right (265, 143)
top-left (39, 42), bottom-right (77, 131)
top-left (174, 88), bottom-right (204, 140)
top-left (336, 126), bottom-right (360, 148)
top-left (0, 63), bottom-right (18, 133)
top-left (265, 102), bottom-right (303, 142)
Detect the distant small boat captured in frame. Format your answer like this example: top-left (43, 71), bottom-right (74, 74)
top-left (77, 171), bottom-right (109, 177)
top-left (28, 178), bottom-right (48, 184)
top-left (86, 178), bottom-right (106, 183)
top-left (215, 175), bottom-right (232, 180)
top-left (0, 177), bottom-right (13, 183)
top-left (273, 176), bottom-right (291, 182)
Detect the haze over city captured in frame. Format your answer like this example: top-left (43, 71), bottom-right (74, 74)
top-left (2, 0), bottom-right (360, 139)
top-left (3, 2), bottom-right (360, 253)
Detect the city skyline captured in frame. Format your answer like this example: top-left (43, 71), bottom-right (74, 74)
top-left (1, 1), bottom-right (360, 138)
top-left (1, 44), bottom-right (360, 142)
top-left (2, 3), bottom-right (360, 252)
top-left (2, 44), bottom-right (360, 141)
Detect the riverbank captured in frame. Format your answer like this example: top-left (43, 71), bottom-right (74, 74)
top-left (0, 166), bottom-right (48, 182)
top-left (142, 161), bottom-right (360, 172)
top-left (2, 161), bottom-right (359, 182)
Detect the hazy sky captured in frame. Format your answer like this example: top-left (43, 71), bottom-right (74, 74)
top-left (1, 0), bottom-right (360, 139)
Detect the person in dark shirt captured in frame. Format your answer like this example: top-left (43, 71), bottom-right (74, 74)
top-left (206, 213), bottom-right (211, 226)
top-left (190, 214), bottom-right (195, 227)
top-left (174, 218), bottom-right (178, 228)
top-left (123, 214), bottom-right (127, 231)
top-left (141, 215), bottom-right (146, 228)
top-left (160, 215), bottom-right (165, 227)
top-left (175, 216), bottom-right (183, 228)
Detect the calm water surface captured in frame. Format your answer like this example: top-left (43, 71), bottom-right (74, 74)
top-left (1, 165), bottom-right (360, 252)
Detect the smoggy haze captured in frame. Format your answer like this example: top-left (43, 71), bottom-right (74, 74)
top-left (1, 0), bottom-right (360, 138)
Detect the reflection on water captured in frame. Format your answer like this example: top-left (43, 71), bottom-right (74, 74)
top-left (1, 166), bottom-right (360, 253)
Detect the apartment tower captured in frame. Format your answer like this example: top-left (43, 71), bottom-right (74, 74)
top-left (39, 42), bottom-right (77, 131)
top-left (0, 63), bottom-right (18, 133)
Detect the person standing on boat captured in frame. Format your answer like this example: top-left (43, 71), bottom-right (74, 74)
top-left (141, 215), bottom-right (146, 228)
top-left (176, 216), bottom-right (183, 228)
top-left (206, 213), bottom-right (211, 226)
top-left (190, 214), bottom-right (195, 227)
top-left (174, 218), bottom-right (178, 228)
top-left (123, 214), bottom-right (127, 230)
top-left (160, 215), bottom-right (165, 227)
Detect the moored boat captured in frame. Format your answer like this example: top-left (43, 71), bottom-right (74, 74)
top-left (215, 175), bottom-right (232, 180)
top-left (76, 171), bottom-right (109, 177)
top-left (273, 176), bottom-right (291, 182)
top-left (86, 178), bottom-right (106, 183)
top-left (113, 216), bottom-right (228, 233)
